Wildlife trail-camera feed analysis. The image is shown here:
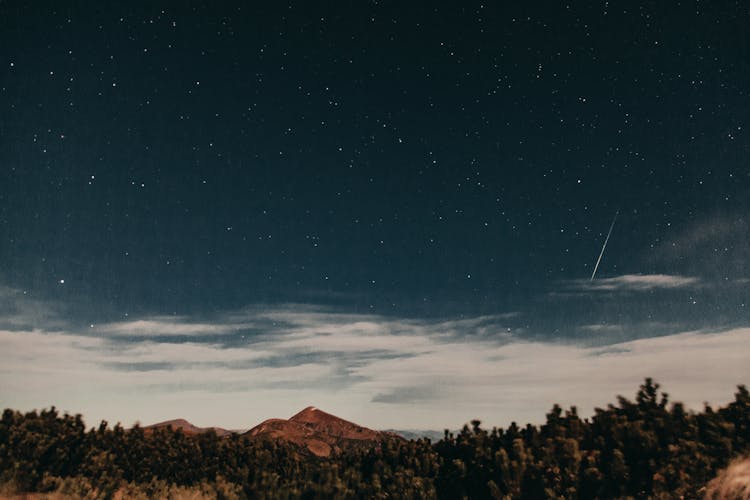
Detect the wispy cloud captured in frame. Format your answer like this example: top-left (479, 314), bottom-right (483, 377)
top-left (0, 286), bottom-right (69, 331)
top-left (372, 386), bottom-right (440, 404)
top-left (98, 318), bottom-right (250, 337)
top-left (2, 305), bottom-right (749, 429)
top-left (565, 274), bottom-right (699, 292)
top-left (1, 283), bottom-right (748, 430)
top-left (645, 212), bottom-right (750, 280)
top-left (655, 214), bottom-right (746, 255)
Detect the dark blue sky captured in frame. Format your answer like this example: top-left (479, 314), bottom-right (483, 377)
top-left (3, 1), bottom-right (748, 316)
top-left (1, 1), bottom-right (748, 427)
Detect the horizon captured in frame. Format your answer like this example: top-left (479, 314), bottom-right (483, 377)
top-left (8, 374), bottom-right (750, 434)
top-left (13, 379), bottom-right (747, 436)
top-left (1, 2), bottom-right (748, 430)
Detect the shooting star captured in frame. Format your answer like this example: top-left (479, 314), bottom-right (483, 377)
top-left (590, 211), bottom-right (619, 281)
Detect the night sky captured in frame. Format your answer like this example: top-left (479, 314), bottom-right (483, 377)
top-left (1, 1), bottom-right (749, 429)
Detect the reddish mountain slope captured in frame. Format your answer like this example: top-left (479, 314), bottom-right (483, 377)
top-left (143, 418), bottom-right (233, 437)
top-left (246, 406), bottom-right (396, 457)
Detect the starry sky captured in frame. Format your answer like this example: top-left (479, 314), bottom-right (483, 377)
top-left (1, 1), bottom-right (749, 430)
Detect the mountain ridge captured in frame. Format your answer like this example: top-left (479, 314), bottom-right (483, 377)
top-left (140, 407), bottom-right (403, 457)
top-left (142, 418), bottom-right (233, 437)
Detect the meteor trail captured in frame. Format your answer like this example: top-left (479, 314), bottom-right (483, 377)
top-left (590, 211), bottom-right (619, 281)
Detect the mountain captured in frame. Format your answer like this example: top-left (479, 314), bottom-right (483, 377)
top-left (139, 408), bottom-right (402, 456)
top-left (143, 418), bottom-right (233, 437)
top-left (246, 406), bottom-right (398, 457)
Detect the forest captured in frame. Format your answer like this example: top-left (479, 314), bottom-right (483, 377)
top-left (1, 379), bottom-right (749, 499)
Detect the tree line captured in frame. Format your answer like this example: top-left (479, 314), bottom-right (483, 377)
top-left (1, 378), bottom-right (749, 498)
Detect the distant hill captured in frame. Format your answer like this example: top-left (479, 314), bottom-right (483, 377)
top-left (142, 418), bottom-right (233, 437)
top-left (384, 429), bottom-right (446, 441)
top-left (140, 413), bottom-right (445, 447)
top-left (246, 406), bottom-right (400, 457)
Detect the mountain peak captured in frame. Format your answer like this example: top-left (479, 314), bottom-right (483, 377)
top-left (143, 418), bottom-right (232, 437)
top-left (289, 406), bottom-right (339, 424)
top-left (157, 418), bottom-right (191, 426)
top-left (293, 406), bottom-right (319, 416)
top-left (247, 406), bottom-right (398, 457)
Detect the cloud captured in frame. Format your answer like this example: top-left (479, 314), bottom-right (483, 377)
top-left (1, 284), bottom-right (748, 430)
top-left (98, 318), bottom-right (249, 337)
top-left (646, 212), bottom-right (750, 279)
top-left (588, 346), bottom-right (631, 356)
top-left (564, 274), bottom-right (699, 292)
top-left (0, 286), bottom-right (69, 331)
top-left (580, 324), bottom-right (625, 333)
top-left (2, 305), bottom-right (749, 430)
top-left (659, 214), bottom-right (745, 252)
top-left (372, 386), bottom-right (439, 404)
